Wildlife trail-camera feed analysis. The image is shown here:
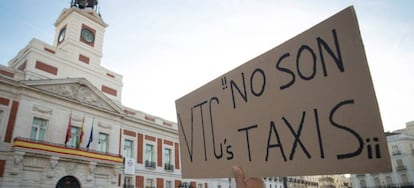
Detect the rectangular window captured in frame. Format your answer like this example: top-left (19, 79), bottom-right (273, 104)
top-left (386, 176), bottom-right (392, 185)
top-left (401, 174), bottom-right (408, 184)
top-left (164, 148), bottom-right (173, 171)
top-left (198, 183), bottom-right (203, 188)
top-left (30, 117), bottom-right (47, 141)
top-left (124, 139), bottom-right (133, 158)
top-left (146, 179), bottom-right (154, 188)
top-left (145, 144), bottom-right (155, 168)
top-left (396, 159), bottom-right (404, 167)
top-left (125, 176), bottom-right (134, 187)
top-left (165, 148), bottom-right (171, 163)
top-left (97, 133), bottom-right (109, 152)
top-left (67, 126), bottom-right (80, 147)
top-left (166, 181), bottom-right (172, 188)
top-left (392, 145), bottom-right (401, 155)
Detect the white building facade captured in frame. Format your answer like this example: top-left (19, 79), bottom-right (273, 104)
top-left (0, 1), bottom-right (229, 188)
top-left (351, 129), bottom-right (414, 188)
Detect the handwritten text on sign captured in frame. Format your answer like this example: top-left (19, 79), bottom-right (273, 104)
top-left (175, 6), bottom-right (391, 178)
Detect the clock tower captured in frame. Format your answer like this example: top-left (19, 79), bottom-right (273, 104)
top-left (54, 0), bottom-right (107, 67)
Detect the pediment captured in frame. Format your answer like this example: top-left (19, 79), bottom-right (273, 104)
top-left (22, 78), bottom-right (121, 113)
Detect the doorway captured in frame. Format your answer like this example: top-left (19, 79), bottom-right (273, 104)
top-left (56, 176), bottom-right (80, 188)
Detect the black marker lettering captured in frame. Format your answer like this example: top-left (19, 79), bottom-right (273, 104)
top-left (330, 99), bottom-right (364, 159)
top-left (177, 111), bottom-right (194, 162)
top-left (193, 101), bottom-right (208, 161)
top-left (366, 138), bottom-right (372, 159)
top-left (266, 121), bottom-right (287, 162)
top-left (250, 68), bottom-right (266, 97)
top-left (276, 53), bottom-right (295, 90)
top-left (238, 125), bottom-right (258, 161)
top-left (283, 112), bottom-right (311, 160)
top-left (296, 45), bottom-right (317, 80)
top-left (317, 29), bottom-right (344, 76)
top-left (230, 72), bottom-right (247, 109)
top-left (314, 108), bottom-right (325, 159)
top-left (374, 137), bottom-right (381, 158)
top-left (209, 97), bottom-right (223, 159)
top-left (225, 139), bottom-right (234, 160)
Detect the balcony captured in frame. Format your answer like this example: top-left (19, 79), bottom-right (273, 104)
top-left (396, 165), bottom-right (407, 171)
top-left (12, 137), bottom-right (123, 164)
top-left (164, 163), bottom-right (174, 171)
top-left (392, 151), bottom-right (401, 156)
top-left (145, 160), bottom-right (156, 168)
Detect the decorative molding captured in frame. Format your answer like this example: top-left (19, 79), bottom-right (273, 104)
top-left (47, 156), bottom-right (59, 178)
top-left (111, 165), bottom-right (121, 184)
top-left (71, 115), bottom-right (83, 122)
top-left (98, 121), bottom-right (112, 130)
top-left (65, 162), bottom-right (78, 175)
top-left (87, 162), bottom-right (97, 182)
top-left (35, 83), bottom-right (113, 111)
top-left (32, 105), bottom-right (53, 115)
top-left (10, 151), bottom-right (25, 175)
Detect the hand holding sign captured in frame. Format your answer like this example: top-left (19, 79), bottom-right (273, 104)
top-left (233, 165), bottom-right (265, 188)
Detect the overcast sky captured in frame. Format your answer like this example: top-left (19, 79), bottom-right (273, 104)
top-left (0, 0), bottom-right (413, 132)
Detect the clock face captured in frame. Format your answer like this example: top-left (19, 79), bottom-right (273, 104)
top-left (58, 28), bottom-right (66, 43)
top-left (81, 28), bottom-right (95, 43)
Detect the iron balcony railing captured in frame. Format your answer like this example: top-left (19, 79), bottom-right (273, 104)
top-left (145, 160), bottom-right (156, 168)
top-left (396, 165), bottom-right (407, 171)
top-left (164, 163), bottom-right (174, 171)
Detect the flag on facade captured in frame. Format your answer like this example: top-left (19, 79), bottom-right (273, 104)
top-left (78, 114), bottom-right (85, 146)
top-left (86, 119), bottom-right (94, 149)
top-left (65, 112), bottom-right (72, 145)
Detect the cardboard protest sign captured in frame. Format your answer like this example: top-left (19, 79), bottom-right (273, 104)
top-left (175, 6), bottom-right (392, 178)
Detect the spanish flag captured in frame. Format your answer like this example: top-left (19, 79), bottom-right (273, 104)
top-left (78, 114), bottom-right (85, 146)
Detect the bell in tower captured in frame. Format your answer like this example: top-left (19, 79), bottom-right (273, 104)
top-left (71, 0), bottom-right (98, 9)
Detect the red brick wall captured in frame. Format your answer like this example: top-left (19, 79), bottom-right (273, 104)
top-left (145, 135), bottom-right (156, 142)
top-left (175, 180), bottom-right (181, 188)
top-left (124, 130), bottom-right (136, 137)
top-left (137, 133), bottom-right (143, 164)
top-left (136, 176), bottom-right (144, 188)
top-left (4, 101), bottom-right (19, 143)
top-left (35, 61), bottom-right (57, 75)
top-left (0, 97), bottom-right (10, 106)
top-left (157, 138), bottom-right (162, 167)
top-left (79, 54), bottom-right (90, 64)
top-left (157, 178), bottom-right (164, 188)
top-left (0, 160), bottom-right (5, 177)
top-left (164, 139), bottom-right (173, 146)
top-left (101, 85), bottom-right (117, 96)
top-left (175, 143), bottom-right (180, 169)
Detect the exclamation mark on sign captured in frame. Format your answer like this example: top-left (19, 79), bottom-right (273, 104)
top-left (222, 77), bottom-right (228, 90)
